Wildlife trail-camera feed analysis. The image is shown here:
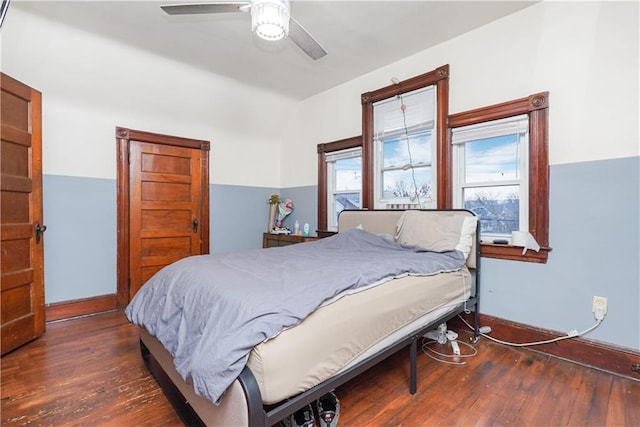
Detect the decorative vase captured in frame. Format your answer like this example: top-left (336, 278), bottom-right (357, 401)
top-left (268, 204), bottom-right (277, 232)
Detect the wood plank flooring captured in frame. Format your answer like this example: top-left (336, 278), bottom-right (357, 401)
top-left (1, 310), bottom-right (638, 426)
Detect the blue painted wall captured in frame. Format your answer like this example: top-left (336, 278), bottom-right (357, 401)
top-left (210, 184), bottom-right (280, 253)
top-left (276, 186), bottom-right (319, 236)
top-left (43, 175), bottom-right (117, 302)
top-left (208, 185), bottom-right (317, 252)
top-left (481, 156), bottom-right (640, 349)
top-left (42, 155), bottom-right (639, 350)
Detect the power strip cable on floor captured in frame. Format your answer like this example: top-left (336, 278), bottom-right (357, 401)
top-left (458, 315), bottom-right (603, 347)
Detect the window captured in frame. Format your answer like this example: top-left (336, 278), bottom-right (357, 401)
top-left (326, 147), bottom-right (362, 231)
top-left (373, 86), bottom-right (436, 209)
top-left (317, 136), bottom-right (362, 231)
top-left (342, 66), bottom-right (548, 262)
top-left (361, 64), bottom-right (450, 209)
top-left (449, 92), bottom-right (550, 263)
top-left (452, 115), bottom-right (529, 240)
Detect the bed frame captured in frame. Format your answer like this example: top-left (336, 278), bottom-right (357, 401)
top-left (139, 209), bottom-right (481, 426)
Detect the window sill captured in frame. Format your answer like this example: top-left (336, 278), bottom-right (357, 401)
top-left (480, 243), bottom-right (551, 263)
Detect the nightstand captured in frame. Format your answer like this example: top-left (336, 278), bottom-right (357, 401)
top-left (262, 233), bottom-right (319, 248)
top-left (316, 230), bottom-right (337, 238)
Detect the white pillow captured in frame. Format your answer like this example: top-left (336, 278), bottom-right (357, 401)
top-left (395, 211), bottom-right (477, 259)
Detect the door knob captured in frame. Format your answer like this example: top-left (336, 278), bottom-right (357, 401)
top-left (35, 222), bottom-right (47, 244)
top-left (192, 219), bottom-right (198, 233)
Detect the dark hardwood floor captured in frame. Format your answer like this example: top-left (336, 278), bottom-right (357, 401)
top-left (1, 310), bottom-right (638, 426)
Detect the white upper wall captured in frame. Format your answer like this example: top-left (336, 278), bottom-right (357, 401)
top-left (2, 2), bottom-right (637, 189)
top-left (282, 1), bottom-right (639, 187)
top-left (1, 7), bottom-right (299, 187)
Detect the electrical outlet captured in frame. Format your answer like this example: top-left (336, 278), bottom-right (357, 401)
top-left (592, 296), bottom-right (608, 320)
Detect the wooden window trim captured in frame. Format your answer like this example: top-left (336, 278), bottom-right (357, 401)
top-left (317, 136), bottom-right (362, 231)
top-left (448, 92), bottom-right (551, 263)
top-left (361, 64), bottom-right (450, 209)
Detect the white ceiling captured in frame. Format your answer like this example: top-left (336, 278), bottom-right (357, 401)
top-left (12, 1), bottom-right (537, 100)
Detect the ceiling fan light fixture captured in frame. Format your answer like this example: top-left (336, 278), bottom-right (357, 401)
top-left (251, 0), bottom-right (290, 41)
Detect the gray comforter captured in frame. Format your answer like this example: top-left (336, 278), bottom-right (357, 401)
top-left (125, 228), bottom-right (466, 405)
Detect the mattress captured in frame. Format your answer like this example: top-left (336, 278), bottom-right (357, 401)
top-left (247, 268), bottom-right (471, 404)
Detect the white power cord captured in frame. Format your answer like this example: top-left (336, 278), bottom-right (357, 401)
top-left (421, 336), bottom-right (478, 365)
top-left (421, 322), bottom-right (478, 365)
top-left (458, 315), bottom-right (603, 348)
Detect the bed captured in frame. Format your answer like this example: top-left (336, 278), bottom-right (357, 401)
top-left (126, 209), bottom-right (481, 426)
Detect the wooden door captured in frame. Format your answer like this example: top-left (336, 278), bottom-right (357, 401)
top-left (1, 73), bottom-right (45, 355)
top-left (116, 128), bottom-right (209, 304)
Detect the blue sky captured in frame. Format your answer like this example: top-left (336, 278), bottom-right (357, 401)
top-left (465, 134), bottom-right (520, 183)
top-left (335, 157), bottom-right (361, 191)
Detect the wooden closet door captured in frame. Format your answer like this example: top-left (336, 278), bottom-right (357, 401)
top-left (129, 141), bottom-right (204, 299)
top-left (116, 127), bottom-right (210, 304)
top-left (1, 73), bottom-right (45, 355)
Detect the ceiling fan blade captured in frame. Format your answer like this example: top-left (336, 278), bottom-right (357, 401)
top-left (289, 16), bottom-right (327, 60)
top-left (162, 2), bottom-right (327, 60)
top-left (161, 2), bottom-right (250, 15)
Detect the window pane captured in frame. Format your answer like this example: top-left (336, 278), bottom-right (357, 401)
top-left (465, 134), bottom-right (519, 183)
top-left (463, 185), bottom-right (519, 234)
top-left (382, 131), bottom-right (431, 169)
top-left (382, 166), bottom-right (432, 200)
top-left (335, 157), bottom-right (361, 191)
top-left (332, 193), bottom-right (360, 226)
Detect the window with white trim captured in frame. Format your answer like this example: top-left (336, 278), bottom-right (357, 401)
top-left (325, 147), bottom-right (362, 231)
top-left (452, 115), bottom-right (529, 242)
top-left (372, 86), bottom-right (437, 209)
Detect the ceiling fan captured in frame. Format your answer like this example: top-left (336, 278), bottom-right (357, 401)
top-left (161, 0), bottom-right (327, 60)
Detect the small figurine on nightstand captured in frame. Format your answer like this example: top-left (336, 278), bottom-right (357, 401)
top-left (272, 198), bottom-right (294, 234)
